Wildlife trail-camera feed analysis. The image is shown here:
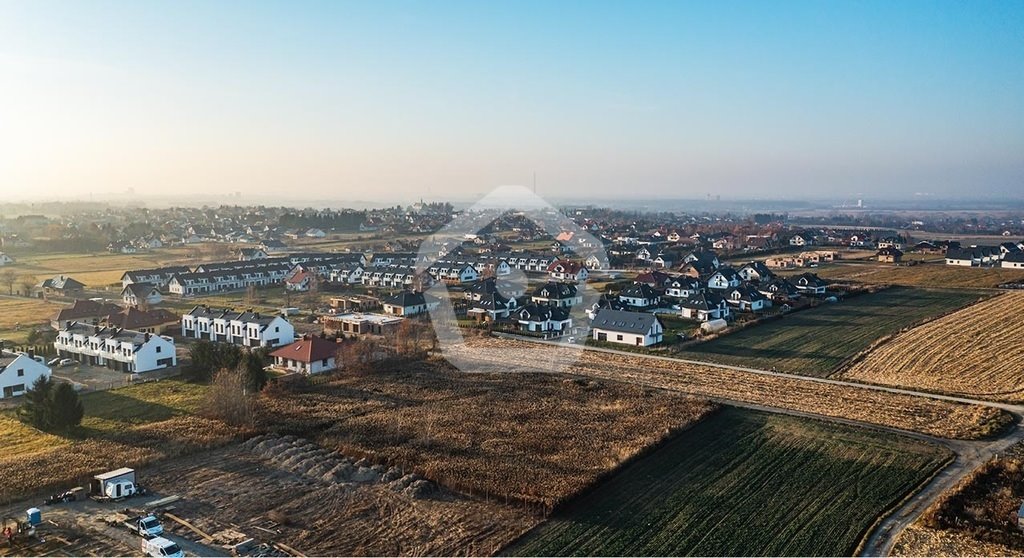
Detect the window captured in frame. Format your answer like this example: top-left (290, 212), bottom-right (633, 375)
top-left (17, 369), bottom-right (24, 377)
top-left (322, 358), bottom-right (329, 366)
top-left (156, 346), bottom-right (161, 353)
top-left (616, 334), bottom-right (623, 341)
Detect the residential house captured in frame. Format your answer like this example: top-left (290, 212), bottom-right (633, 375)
top-left (707, 267), bottom-right (742, 290)
top-left (530, 282), bottom-right (581, 308)
top-left (618, 283), bottom-right (660, 310)
top-left (547, 260), bottom-right (589, 282)
top-left (726, 285), bottom-right (770, 312)
top-left (0, 349), bottom-right (50, 399)
top-left (54, 323), bottom-right (176, 373)
top-left (467, 277), bottom-right (526, 301)
top-left (382, 291), bottom-right (439, 316)
top-left (1002, 252), bottom-right (1024, 269)
top-left (102, 307), bottom-right (179, 335)
top-left (270, 334), bottom-right (339, 375)
top-left (39, 275), bottom-right (85, 297)
top-left (515, 305), bottom-right (572, 333)
top-left (877, 248), bottom-right (903, 263)
top-left (591, 309), bottom-right (664, 347)
top-left (121, 283), bottom-right (162, 307)
top-left (50, 299), bottom-right (123, 330)
top-left (737, 262), bottom-right (774, 283)
top-left (664, 276), bottom-right (702, 299)
top-left (679, 292), bottom-right (730, 322)
top-left (467, 292), bottom-right (517, 322)
top-left (757, 277), bottom-right (801, 302)
top-left (794, 273), bottom-right (828, 295)
top-left (121, 266), bottom-right (192, 289)
top-left (322, 313), bottom-right (403, 337)
top-left (181, 307), bottom-right (295, 348)
top-left (238, 248), bottom-right (269, 261)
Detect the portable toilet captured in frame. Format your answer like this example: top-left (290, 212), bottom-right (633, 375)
top-left (26, 508), bottom-right (41, 527)
top-left (1017, 501), bottom-right (1024, 531)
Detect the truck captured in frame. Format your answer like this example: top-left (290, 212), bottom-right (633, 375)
top-left (124, 514), bottom-right (164, 538)
top-left (91, 468), bottom-right (142, 500)
top-left (142, 536), bottom-right (184, 558)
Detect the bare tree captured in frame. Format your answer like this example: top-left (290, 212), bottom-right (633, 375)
top-left (0, 269), bottom-right (15, 296)
top-left (19, 275), bottom-right (35, 298)
top-left (203, 366), bottom-right (256, 427)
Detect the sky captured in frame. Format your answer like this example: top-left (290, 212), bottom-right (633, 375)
top-left (1, 0), bottom-right (1023, 204)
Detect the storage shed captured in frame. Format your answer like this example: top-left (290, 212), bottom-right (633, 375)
top-left (91, 468), bottom-right (136, 496)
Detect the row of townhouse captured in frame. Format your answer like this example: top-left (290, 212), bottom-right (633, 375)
top-left (360, 264), bottom-right (430, 289)
top-left (54, 322), bottom-right (176, 373)
top-left (181, 306), bottom-right (295, 348)
top-left (121, 266), bottom-right (192, 289)
top-left (496, 253), bottom-right (554, 273)
top-left (946, 241), bottom-right (1024, 267)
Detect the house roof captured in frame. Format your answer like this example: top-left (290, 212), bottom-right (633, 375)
top-left (531, 281), bottom-right (578, 299)
top-left (383, 291), bottom-right (433, 307)
top-left (592, 309), bottom-right (661, 334)
top-left (620, 283), bottom-right (660, 299)
top-left (103, 307), bottom-right (179, 330)
top-left (53, 299), bottom-right (123, 323)
top-left (122, 282), bottom-right (161, 298)
top-left (40, 275), bottom-right (85, 291)
top-left (517, 304), bottom-right (570, 322)
top-left (270, 335), bottom-right (338, 363)
top-left (547, 259), bottom-right (585, 274)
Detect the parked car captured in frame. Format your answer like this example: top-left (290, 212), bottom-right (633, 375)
top-left (47, 357), bottom-right (61, 366)
top-left (142, 537), bottom-right (184, 558)
top-left (58, 358), bottom-right (74, 367)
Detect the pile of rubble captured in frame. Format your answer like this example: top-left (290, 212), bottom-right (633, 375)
top-left (241, 435), bottom-right (436, 499)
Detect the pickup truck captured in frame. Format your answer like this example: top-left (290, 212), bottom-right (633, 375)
top-left (124, 515), bottom-right (164, 538)
top-left (142, 536), bottom-right (184, 558)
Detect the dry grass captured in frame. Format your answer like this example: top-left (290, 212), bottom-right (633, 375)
top-left (454, 337), bottom-right (1012, 440)
top-left (792, 261), bottom-right (1024, 288)
top-left (909, 445), bottom-right (1024, 554)
top-left (258, 359), bottom-right (716, 509)
top-left (0, 295), bottom-right (62, 330)
top-left (143, 443), bottom-right (536, 556)
top-left (841, 291), bottom-right (1024, 401)
top-left (0, 415), bottom-right (242, 504)
top-left (893, 524), bottom-right (1022, 557)
top-left (13, 247), bottom-right (199, 287)
top-left (0, 414), bottom-right (70, 457)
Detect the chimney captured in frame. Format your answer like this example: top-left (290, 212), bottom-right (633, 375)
top-left (27, 349), bottom-right (34, 359)
top-left (144, 332), bottom-right (150, 342)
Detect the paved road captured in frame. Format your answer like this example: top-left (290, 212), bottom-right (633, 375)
top-left (491, 334), bottom-right (1024, 556)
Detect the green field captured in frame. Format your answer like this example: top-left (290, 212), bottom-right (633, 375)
top-left (508, 407), bottom-right (952, 557)
top-left (679, 287), bottom-right (986, 376)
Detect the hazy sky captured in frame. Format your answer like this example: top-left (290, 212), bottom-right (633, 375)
top-left (2, 0), bottom-right (1023, 203)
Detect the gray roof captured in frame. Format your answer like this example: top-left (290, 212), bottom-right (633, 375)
top-left (592, 309), bottom-right (661, 334)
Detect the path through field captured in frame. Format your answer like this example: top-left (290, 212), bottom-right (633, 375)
top-left (466, 336), bottom-right (1024, 556)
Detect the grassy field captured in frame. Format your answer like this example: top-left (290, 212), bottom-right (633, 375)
top-left (785, 261), bottom-right (1024, 289)
top-left (679, 287), bottom-right (987, 376)
top-left (0, 379), bottom-right (208, 460)
top-left (0, 295), bottom-right (64, 343)
top-left (509, 407), bottom-right (952, 557)
top-left (842, 291), bottom-right (1024, 401)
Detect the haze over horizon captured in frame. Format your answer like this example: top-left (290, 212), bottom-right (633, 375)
top-left (2, 1), bottom-right (1023, 203)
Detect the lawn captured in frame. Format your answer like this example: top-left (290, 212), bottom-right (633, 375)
top-left (508, 407), bottom-right (952, 557)
top-left (679, 287), bottom-right (987, 377)
top-left (0, 295), bottom-right (64, 344)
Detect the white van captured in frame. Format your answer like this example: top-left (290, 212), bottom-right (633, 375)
top-left (143, 537), bottom-right (184, 558)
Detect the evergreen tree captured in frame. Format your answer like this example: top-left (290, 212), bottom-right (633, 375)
top-left (49, 382), bottom-right (84, 432)
top-left (20, 375), bottom-right (54, 429)
top-left (242, 350), bottom-right (268, 393)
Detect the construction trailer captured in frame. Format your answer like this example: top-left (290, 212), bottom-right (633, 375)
top-left (91, 468), bottom-right (137, 499)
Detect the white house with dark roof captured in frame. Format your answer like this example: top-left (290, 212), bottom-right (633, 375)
top-left (1002, 252), bottom-right (1024, 269)
top-left (54, 323), bottom-right (176, 373)
top-left (121, 266), bottom-right (192, 289)
top-left (591, 309), bottom-right (663, 347)
top-left (382, 291), bottom-right (439, 316)
top-left (0, 349), bottom-right (50, 398)
top-left (121, 283), bottom-right (162, 307)
top-left (181, 306), bottom-right (295, 348)
top-left (515, 304), bottom-right (572, 333)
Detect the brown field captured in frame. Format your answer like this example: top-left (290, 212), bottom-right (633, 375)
top-left (904, 443), bottom-right (1024, 554)
top-left (454, 337), bottom-right (1012, 440)
top-left (259, 358), bottom-right (716, 509)
top-left (893, 525), bottom-right (1023, 557)
top-left (0, 295), bottom-right (62, 329)
top-left (841, 291), bottom-right (1024, 401)
top-left (143, 441), bottom-right (536, 556)
top-left (0, 415), bottom-right (240, 504)
top-left (788, 261), bottom-right (1024, 288)
top-left (10, 245), bottom-right (218, 288)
